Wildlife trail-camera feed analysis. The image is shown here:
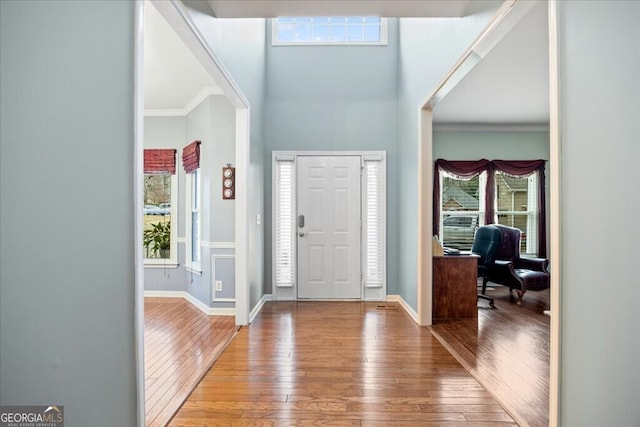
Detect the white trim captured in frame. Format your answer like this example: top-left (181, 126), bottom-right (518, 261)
top-left (250, 294), bottom-right (271, 323)
top-left (211, 254), bottom-right (236, 302)
top-left (548, 1), bottom-right (561, 425)
top-left (133, 1), bottom-right (145, 425)
top-left (185, 265), bottom-right (202, 275)
top-left (144, 291), bottom-right (236, 316)
top-left (234, 107), bottom-right (250, 325)
top-left (144, 263), bottom-right (180, 269)
top-left (143, 86), bottom-right (224, 117)
top-left (433, 123), bottom-right (550, 133)
top-left (417, 108), bottom-right (433, 326)
top-left (385, 295), bottom-right (419, 324)
top-left (202, 241), bottom-right (236, 249)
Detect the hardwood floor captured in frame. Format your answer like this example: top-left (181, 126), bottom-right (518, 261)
top-left (431, 285), bottom-right (550, 427)
top-left (170, 301), bottom-right (517, 426)
top-left (145, 297), bottom-right (238, 427)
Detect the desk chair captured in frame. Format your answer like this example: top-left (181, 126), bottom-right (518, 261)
top-left (471, 225), bottom-right (503, 308)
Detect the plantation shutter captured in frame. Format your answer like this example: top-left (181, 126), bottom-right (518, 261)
top-left (144, 149), bottom-right (176, 175)
top-left (182, 140), bottom-right (201, 173)
top-left (363, 156), bottom-right (385, 288)
top-left (274, 156), bottom-right (295, 288)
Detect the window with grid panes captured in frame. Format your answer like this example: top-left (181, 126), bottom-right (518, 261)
top-left (273, 16), bottom-right (387, 45)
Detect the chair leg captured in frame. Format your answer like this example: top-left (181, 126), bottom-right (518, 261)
top-left (478, 277), bottom-right (495, 308)
top-left (515, 289), bottom-right (526, 306)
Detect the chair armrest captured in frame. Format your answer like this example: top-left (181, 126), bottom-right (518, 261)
top-left (489, 260), bottom-right (523, 289)
top-left (516, 257), bottom-right (549, 273)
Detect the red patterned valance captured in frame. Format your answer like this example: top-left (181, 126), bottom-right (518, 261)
top-left (144, 149), bottom-right (176, 175)
top-left (182, 140), bottom-right (201, 173)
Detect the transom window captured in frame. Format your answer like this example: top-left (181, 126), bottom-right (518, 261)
top-left (273, 17), bottom-right (387, 45)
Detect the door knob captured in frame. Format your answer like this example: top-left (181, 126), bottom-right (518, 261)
top-left (298, 232), bottom-right (305, 237)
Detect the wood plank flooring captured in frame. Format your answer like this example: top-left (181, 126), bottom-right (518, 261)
top-left (170, 301), bottom-right (517, 426)
top-left (145, 297), bottom-right (238, 427)
top-left (431, 285), bottom-right (550, 427)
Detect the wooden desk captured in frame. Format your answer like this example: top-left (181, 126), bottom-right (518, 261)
top-left (432, 255), bottom-right (479, 321)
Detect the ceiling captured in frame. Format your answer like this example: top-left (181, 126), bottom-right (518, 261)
top-left (144, 1), bottom-right (220, 113)
top-left (146, 0), bottom-right (549, 126)
top-left (433, 0), bottom-right (549, 126)
top-left (201, 0), bottom-right (482, 18)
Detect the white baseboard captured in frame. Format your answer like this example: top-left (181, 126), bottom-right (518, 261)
top-left (386, 294), bottom-right (419, 324)
top-left (249, 294), bottom-right (272, 323)
top-left (144, 290), bottom-right (235, 316)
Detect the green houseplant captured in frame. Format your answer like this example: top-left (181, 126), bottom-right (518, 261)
top-left (143, 221), bottom-right (171, 258)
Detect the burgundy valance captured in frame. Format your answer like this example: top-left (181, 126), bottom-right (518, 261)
top-left (434, 158), bottom-right (547, 257)
top-left (182, 140), bottom-right (201, 173)
top-left (144, 149), bottom-right (176, 175)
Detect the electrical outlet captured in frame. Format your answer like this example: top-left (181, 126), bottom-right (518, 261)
top-left (215, 280), bottom-right (223, 292)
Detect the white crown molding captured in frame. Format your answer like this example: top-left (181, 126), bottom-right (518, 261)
top-left (144, 86), bottom-right (224, 117)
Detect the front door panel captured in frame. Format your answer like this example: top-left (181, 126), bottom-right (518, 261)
top-left (297, 156), bottom-right (361, 299)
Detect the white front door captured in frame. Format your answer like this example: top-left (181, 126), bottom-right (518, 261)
top-left (297, 156), bottom-right (361, 299)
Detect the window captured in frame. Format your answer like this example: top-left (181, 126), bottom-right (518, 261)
top-left (434, 159), bottom-right (547, 257)
top-left (186, 169), bottom-right (201, 272)
top-left (273, 16), bottom-right (387, 45)
top-left (143, 174), bottom-right (177, 263)
top-left (363, 157), bottom-right (386, 288)
top-left (143, 148), bottom-right (177, 266)
top-left (439, 172), bottom-right (486, 251)
top-left (274, 157), bottom-right (295, 288)
top-left (182, 140), bottom-right (201, 272)
top-left (495, 172), bottom-right (538, 254)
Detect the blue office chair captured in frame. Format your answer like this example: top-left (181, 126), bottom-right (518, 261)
top-left (471, 225), bottom-right (503, 308)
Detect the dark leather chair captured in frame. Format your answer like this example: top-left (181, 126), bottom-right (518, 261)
top-left (471, 225), bottom-right (503, 308)
top-left (487, 224), bottom-right (550, 305)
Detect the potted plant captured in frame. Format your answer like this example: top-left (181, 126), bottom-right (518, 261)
top-left (143, 221), bottom-right (171, 258)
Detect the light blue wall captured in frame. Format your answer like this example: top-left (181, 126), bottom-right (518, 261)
top-left (0, 1), bottom-right (137, 425)
top-left (186, 10), bottom-right (267, 310)
top-left (558, 1), bottom-right (640, 425)
top-left (185, 95), bottom-right (237, 307)
top-left (433, 130), bottom-right (549, 161)
top-left (144, 116), bottom-right (187, 292)
top-left (397, 12), bottom-right (498, 309)
top-left (263, 19), bottom-right (400, 295)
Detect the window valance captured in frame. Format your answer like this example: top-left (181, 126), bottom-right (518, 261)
top-left (144, 149), bottom-right (176, 175)
top-left (182, 140), bottom-right (201, 173)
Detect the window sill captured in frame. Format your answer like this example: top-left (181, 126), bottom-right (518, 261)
top-left (185, 264), bottom-right (202, 275)
top-left (144, 262), bottom-right (179, 269)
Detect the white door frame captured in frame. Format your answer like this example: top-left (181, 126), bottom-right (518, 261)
top-left (272, 151), bottom-right (387, 302)
top-left (417, 0), bottom-right (560, 425)
top-left (134, 1), bottom-right (252, 423)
